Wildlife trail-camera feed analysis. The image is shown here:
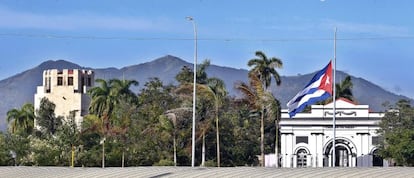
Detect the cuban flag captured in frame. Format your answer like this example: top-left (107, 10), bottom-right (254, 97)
top-left (287, 61), bottom-right (333, 118)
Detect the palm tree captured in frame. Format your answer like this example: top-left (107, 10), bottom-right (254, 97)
top-left (190, 77), bottom-right (227, 167)
top-left (247, 51), bottom-right (283, 167)
top-left (7, 103), bottom-right (35, 135)
top-left (87, 79), bottom-right (112, 168)
top-left (336, 75), bottom-right (354, 101)
top-left (109, 78), bottom-right (139, 102)
top-left (113, 100), bottom-right (137, 167)
top-left (176, 83), bottom-right (215, 166)
top-left (88, 79), bottom-right (113, 118)
top-left (175, 59), bottom-right (216, 166)
top-left (236, 74), bottom-right (266, 167)
top-left (320, 75), bottom-right (354, 105)
top-left (162, 112), bottom-right (178, 166)
top-left (205, 78), bottom-right (227, 167)
top-left (88, 78), bottom-right (138, 168)
top-left (248, 51), bottom-right (283, 89)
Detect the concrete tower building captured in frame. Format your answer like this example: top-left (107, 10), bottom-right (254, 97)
top-left (34, 69), bottom-right (94, 127)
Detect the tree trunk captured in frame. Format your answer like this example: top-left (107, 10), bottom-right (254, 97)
top-left (174, 131), bottom-right (177, 166)
top-left (122, 149), bottom-right (125, 168)
top-left (216, 104), bottom-right (220, 167)
top-left (102, 138), bottom-right (105, 168)
top-left (202, 132), bottom-right (205, 167)
top-left (261, 110), bottom-right (265, 167)
top-left (71, 145), bottom-right (75, 167)
top-left (275, 119), bottom-right (279, 168)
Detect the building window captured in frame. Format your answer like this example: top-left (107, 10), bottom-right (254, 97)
top-left (68, 77), bottom-right (73, 86)
top-left (87, 76), bottom-right (92, 86)
top-left (57, 77), bottom-right (63, 86)
top-left (296, 136), bottom-right (308, 144)
top-left (46, 77), bottom-right (51, 93)
top-left (372, 136), bottom-right (380, 145)
top-left (296, 149), bottom-right (307, 167)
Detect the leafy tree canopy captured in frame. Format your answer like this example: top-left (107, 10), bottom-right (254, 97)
top-left (377, 99), bottom-right (414, 166)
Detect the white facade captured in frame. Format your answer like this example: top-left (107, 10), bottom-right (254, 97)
top-left (279, 98), bottom-right (386, 168)
top-left (34, 69), bottom-right (94, 127)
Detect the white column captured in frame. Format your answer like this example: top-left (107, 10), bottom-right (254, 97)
top-left (314, 134), bottom-right (317, 167)
top-left (286, 133), bottom-right (294, 168)
top-left (357, 133), bottom-right (363, 167)
top-left (281, 134), bottom-right (287, 167)
top-left (352, 153), bottom-right (356, 167)
top-left (367, 134), bottom-right (372, 167)
top-left (328, 154), bottom-right (332, 167)
top-left (311, 133), bottom-right (322, 167)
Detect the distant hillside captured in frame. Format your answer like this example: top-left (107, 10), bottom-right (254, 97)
top-left (0, 55), bottom-right (412, 131)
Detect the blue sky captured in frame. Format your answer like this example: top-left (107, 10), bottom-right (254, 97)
top-left (0, 0), bottom-right (413, 98)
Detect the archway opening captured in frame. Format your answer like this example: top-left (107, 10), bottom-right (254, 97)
top-left (296, 149), bottom-right (308, 168)
top-left (372, 149), bottom-right (383, 167)
top-left (335, 145), bottom-right (349, 167)
top-left (323, 138), bottom-right (356, 167)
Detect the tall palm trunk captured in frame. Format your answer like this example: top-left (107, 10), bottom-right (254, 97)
top-left (102, 137), bottom-right (105, 168)
top-left (275, 119), bottom-right (279, 168)
top-left (122, 147), bottom-right (125, 168)
top-left (261, 109), bottom-right (265, 167)
top-left (202, 132), bottom-right (206, 166)
top-left (173, 131), bottom-right (177, 166)
top-left (216, 103), bottom-right (220, 167)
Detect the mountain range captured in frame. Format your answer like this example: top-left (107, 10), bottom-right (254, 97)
top-left (0, 55), bottom-right (412, 131)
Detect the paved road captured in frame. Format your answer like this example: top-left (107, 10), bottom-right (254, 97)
top-left (1, 166), bottom-right (414, 178)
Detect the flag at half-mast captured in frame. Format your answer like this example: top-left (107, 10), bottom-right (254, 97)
top-left (287, 61), bottom-right (333, 118)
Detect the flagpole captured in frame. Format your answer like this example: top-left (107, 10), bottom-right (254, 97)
top-left (332, 27), bottom-right (337, 167)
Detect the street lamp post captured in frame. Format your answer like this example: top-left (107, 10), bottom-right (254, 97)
top-left (186, 16), bottom-right (197, 168)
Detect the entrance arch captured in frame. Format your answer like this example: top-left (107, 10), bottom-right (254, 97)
top-left (323, 138), bottom-right (357, 167)
top-left (371, 149), bottom-right (383, 167)
top-left (296, 148), bottom-right (308, 168)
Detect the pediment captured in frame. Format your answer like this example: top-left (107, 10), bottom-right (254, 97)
top-left (323, 98), bottom-right (358, 108)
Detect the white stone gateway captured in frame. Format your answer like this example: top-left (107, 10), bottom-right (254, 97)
top-left (278, 98), bottom-right (387, 168)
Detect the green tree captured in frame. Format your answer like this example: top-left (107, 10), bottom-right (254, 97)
top-left (163, 107), bottom-right (192, 166)
top-left (204, 78), bottom-right (227, 167)
top-left (56, 110), bottom-right (81, 167)
top-left (246, 51), bottom-right (283, 167)
top-left (79, 114), bottom-right (103, 167)
top-left (0, 132), bottom-right (13, 166)
top-left (377, 99), bottom-right (414, 166)
top-left (88, 79), bottom-right (113, 118)
top-left (336, 75), bottom-right (354, 101)
top-left (175, 59), bottom-right (226, 166)
top-left (176, 66), bottom-right (194, 85)
top-left (135, 78), bottom-right (181, 166)
top-left (236, 75), bottom-right (265, 166)
top-left (112, 96), bottom-right (139, 167)
top-left (36, 98), bottom-right (63, 135)
top-left (109, 78), bottom-right (139, 102)
top-left (109, 78), bottom-right (138, 167)
top-left (87, 79), bottom-right (115, 168)
top-left (4, 133), bottom-right (31, 166)
top-left (87, 78), bottom-right (138, 167)
top-left (247, 51), bottom-right (283, 89)
top-left (6, 103), bottom-right (35, 136)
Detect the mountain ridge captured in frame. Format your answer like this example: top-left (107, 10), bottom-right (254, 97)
top-left (0, 55), bottom-right (412, 131)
